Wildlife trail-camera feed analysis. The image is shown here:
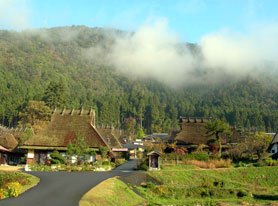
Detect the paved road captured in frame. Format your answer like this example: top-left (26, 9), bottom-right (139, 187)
top-left (0, 159), bottom-right (139, 206)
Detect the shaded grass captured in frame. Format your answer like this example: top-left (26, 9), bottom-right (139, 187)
top-left (79, 177), bottom-right (145, 206)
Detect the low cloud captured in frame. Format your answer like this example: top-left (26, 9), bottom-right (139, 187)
top-left (86, 21), bottom-right (278, 87)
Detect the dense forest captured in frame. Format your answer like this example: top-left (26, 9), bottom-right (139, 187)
top-left (1, 26), bottom-right (278, 133)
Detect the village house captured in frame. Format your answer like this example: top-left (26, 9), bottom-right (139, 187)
top-left (19, 108), bottom-right (124, 164)
top-left (269, 133), bottom-right (278, 159)
top-left (168, 117), bottom-right (242, 152)
top-left (0, 126), bottom-right (24, 165)
top-left (97, 126), bottom-right (128, 159)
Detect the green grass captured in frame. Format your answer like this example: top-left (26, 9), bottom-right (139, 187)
top-left (21, 173), bottom-right (40, 193)
top-left (140, 164), bottom-right (278, 205)
top-left (79, 165), bottom-right (278, 206)
top-left (79, 177), bottom-right (145, 206)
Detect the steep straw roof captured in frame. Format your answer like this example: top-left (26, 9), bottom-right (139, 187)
top-left (0, 130), bottom-right (18, 150)
top-left (97, 128), bottom-right (123, 148)
top-left (23, 109), bottom-right (107, 148)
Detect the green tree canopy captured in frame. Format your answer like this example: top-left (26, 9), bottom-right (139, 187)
top-left (18, 100), bottom-right (51, 127)
top-left (66, 132), bottom-right (90, 165)
top-left (43, 81), bottom-right (67, 109)
top-left (205, 119), bottom-right (232, 157)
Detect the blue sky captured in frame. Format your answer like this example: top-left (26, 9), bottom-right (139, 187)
top-left (1, 0), bottom-right (278, 42)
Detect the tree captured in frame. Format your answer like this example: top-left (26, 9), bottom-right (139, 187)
top-left (66, 132), bottom-right (90, 165)
top-left (244, 132), bottom-right (272, 160)
top-left (18, 101), bottom-right (51, 128)
top-left (205, 120), bottom-right (232, 157)
top-left (135, 126), bottom-right (145, 139)
top-left (99, 146), bottom-right (109, 163)
top-left (43, 81), bottom-right (67, 109)
top-left (228, 132), bottom-right (272, 161)
top-left (122, 117), bottom-right (136, 141)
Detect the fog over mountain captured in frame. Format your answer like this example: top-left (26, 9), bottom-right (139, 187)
top-left (85, 21), bottom-right (278, 88)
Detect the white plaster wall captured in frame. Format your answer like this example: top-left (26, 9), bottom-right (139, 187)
top-left (271, 143), bottom-right (278, 154)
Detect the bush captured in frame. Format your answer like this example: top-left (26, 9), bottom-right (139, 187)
top-left (0, 188), bottom-right (9, 199)
top-left (146, 182), bottom-right (156, 189)
top-left (102, 161), bottom-right (110, 165)
top-left (265, 158), bottom-right (278, 166)
top-left (115, 159), bottom-right (126, 167)
top-left (136, 159), bottom-right (149, 171)
top-left (50, 150), bottom-right (66, 164)
top-left (0, 173), bottom-right (29, 187)
top-left (185, 152), bottom-right (210, 161)
top-left (234, 161), bottom-right (248, 168)
top-left (5, 182), bottom-right (22, 197)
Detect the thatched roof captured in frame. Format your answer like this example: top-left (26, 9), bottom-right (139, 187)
top-left (22, 109), bottom-right (108, 148)
top-left (168, 118), bottom-right (242, 145)
top-left (97, 128), bottom-right (123, 148)
top-left (173, 122), bottom-right (211, 145)
top-left (0, 129), bottom-right (18, 150)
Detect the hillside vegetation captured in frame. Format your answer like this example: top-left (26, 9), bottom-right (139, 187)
top-left (1, 26), bottom-right (278, 132)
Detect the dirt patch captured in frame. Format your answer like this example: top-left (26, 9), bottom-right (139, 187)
top-left (0, 165), bottom-right (24, 171)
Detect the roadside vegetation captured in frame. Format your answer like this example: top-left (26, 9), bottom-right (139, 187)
top-left (79, 177), bottom-right (145, 206)
top-left (0, 172), bottom-right (39, 199)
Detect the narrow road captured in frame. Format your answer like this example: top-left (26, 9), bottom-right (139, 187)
top-left (0, 159), bottom-right (139, 206)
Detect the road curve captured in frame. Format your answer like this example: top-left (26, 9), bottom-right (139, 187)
top-left (0, 159), bottom-right (139, 206)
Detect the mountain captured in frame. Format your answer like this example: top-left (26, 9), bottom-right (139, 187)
top-left (0, 26), bottom-right (278, 133)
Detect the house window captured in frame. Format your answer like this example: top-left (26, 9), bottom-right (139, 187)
top-left (272, 150), bottom-right (275, 153)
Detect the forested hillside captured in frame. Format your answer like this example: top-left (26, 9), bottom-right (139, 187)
top-left (1, 26), bottom-right (278, 133)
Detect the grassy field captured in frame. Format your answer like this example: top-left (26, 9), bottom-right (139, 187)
top-left (79, 177), bottom-right (145, 206)
top-left (137, 164), bottom-right (278, 205)
top-left (78, 165), bottom-right (278, 206)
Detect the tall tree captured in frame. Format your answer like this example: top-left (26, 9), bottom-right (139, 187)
top-left (43, 81), bottom-right (66, 108)
top-left (18, 100), bottom-right (51, 127)
top-left (205, 120), bottom-right (232, 157)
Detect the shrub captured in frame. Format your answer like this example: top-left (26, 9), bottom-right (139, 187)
top-left (185, 152), bottom-right (210, 161)
top-left (0, 173), bottom-right (29, 187)
top-left (50, 150), bottom-right (66, 164)
top-left (102, 161), bottom-right (110, 165)
top-left (146, 182), bottom-right (156, 189)
top-left (115, 159), bottom-right (126, 167)
top-left (265, 158), bottom-right (278, 166)
top-left (136, 159), bottom-right (149, 171)
top-left (234, 161), bottom-right (248, 168)
top-left (5, 182), bottom-right (22, 197)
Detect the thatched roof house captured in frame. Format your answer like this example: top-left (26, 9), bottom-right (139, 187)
top-left (0, 126), bottom-right (23, 165)
top-left (168, 117), bottom-right (242, 149)
top-left (0, 129), bottom-right (18, 151)
top-left (19, 108), bottom-right (114, 164)
top-left (21, 108), bottom-right (107, 150)
top-left (97, 127), bottom-right (125, 149)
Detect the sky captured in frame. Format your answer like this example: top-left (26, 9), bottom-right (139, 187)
top-left (1, 0), bottom-right (278, 42)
